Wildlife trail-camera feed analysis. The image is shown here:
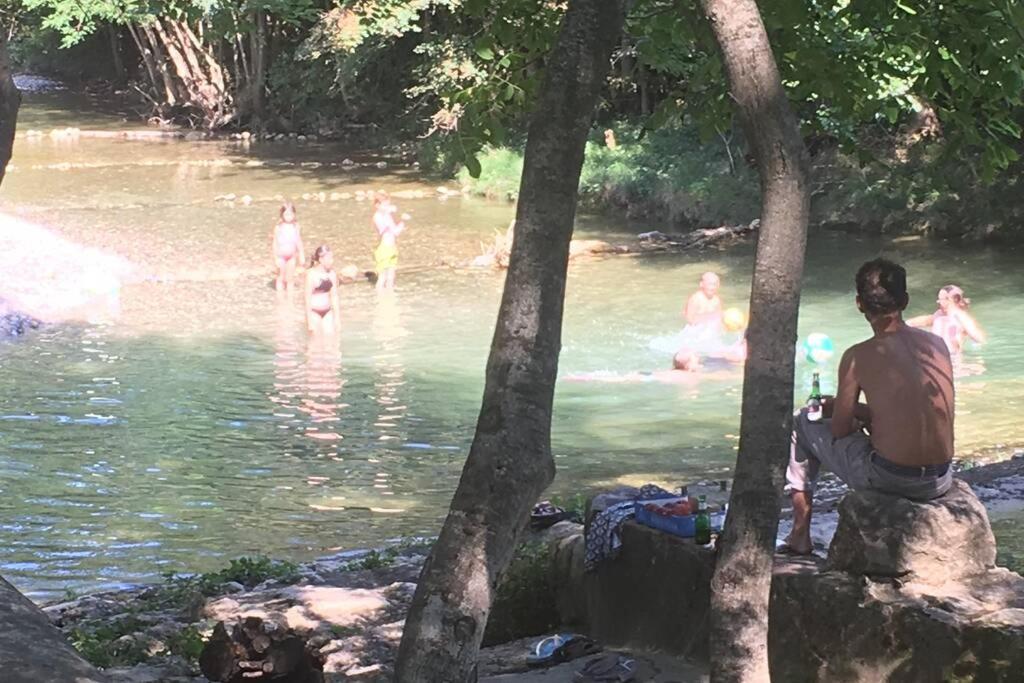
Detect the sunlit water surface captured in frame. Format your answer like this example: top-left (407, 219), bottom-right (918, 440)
top-left (3, 85), bottom-right (1024, 599)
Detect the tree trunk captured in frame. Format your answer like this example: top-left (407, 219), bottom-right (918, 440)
top-left (141, 23), bottom-right (181, 106)
top-left (0, 34), bottom-right (20, 187)
top-left (249, 10), bottom-right (267, 126)
top-left (127, 24), bottom-right (166, 103)
top-left (108, 26), bottom-right (126, 83)
top-left (700, 1), bottom-right (810, 682)
top-left (393, 0), bottom-right (628, 680)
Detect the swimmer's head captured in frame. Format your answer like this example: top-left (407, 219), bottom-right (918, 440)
top-left (855, 258), bottom-right (908, 317)
top-left (373, 192), bottom-right (396, 212)
top-left (699, 272), bottom-right (720, 297)
top-left (280, 201), bottom-right (296, 223)
top-left (673, 350), bottom-right (701, 372)
top-left (938, 284), bottom-right (970, 311)
top-left (311, 244), bottom-right (333, 269)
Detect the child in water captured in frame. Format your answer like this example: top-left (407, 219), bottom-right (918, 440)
top-left (908, 284), bottom-right (985, 354)
top-left (305, 245), bottom-right (341, 336)
top-left (372, 193), bottom-right (409, 291)
top-left (272, 202), bottom-right (304, 294)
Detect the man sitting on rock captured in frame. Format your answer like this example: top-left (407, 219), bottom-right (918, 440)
top-left (781, 258), bottom-right (955, 555)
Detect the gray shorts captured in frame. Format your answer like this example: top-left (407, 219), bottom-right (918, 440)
top-left (785, 412), bottom-right (952, 500)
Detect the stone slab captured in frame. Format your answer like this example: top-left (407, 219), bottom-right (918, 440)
top-left (0, 575), bottom-right (107, 683)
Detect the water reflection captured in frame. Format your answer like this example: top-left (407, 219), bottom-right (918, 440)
top-left (371, 293), bottom-right (408, 450)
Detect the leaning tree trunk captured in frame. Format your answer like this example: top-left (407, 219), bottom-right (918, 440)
top-left (700, 1), bottom-right (810, 681)
top-left (0, 34), bottom-right (21, 187)
top-left (394, 0), bottom-right (628, 680)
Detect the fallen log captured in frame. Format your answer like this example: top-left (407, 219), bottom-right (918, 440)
top-left (199, 616), bottom-right (325, 683)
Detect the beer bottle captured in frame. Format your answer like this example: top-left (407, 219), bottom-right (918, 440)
top-left (806, 371), bottom-right (823, 422)
top-left (695, 495), bottom-right (712, 545)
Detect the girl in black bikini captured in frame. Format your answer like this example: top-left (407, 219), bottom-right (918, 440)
top-left (304, 245), bottom-right (341, 336)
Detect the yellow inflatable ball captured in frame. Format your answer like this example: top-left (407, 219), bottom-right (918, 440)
top-left (723, 308), bottom-right (747, 332)
top-left (339, 264), bottom-right (360, 281)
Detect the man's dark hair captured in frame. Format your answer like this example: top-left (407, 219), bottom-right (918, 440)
top-left (856, 258), bottom-right (909, 315)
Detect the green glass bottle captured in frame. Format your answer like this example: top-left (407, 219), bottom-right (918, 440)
top-left (806, 371), bottom-right (823, 422)
top-left (695, 495), bottom-right (712, 545)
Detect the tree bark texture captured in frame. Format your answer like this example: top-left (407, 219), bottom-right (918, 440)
top-left (700, 1), bottom-right (810, 681)
top-left (108, 26), bottom-right (126, 83)
top-left (0, 34), bottom-right (21, 188)
top-left (394, 1), bottom-right (628, 681)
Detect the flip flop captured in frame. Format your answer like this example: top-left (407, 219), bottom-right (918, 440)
top-left (552, 635), bottom-right (602, 663)
top-left (526, 633), bottom-right (577, 667)
top-left (531, 502), bottom-right (570, 529)
top-left (573, 654), bottom-right (635, 682)
top-left (775, 543), bottom-right (815, 557)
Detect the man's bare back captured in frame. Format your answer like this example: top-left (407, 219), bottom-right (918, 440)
top-left (841, 323), bottom-right (954, 467)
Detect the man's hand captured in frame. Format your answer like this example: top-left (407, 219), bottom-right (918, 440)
top-left (820, 395), bottom-right (836, 419)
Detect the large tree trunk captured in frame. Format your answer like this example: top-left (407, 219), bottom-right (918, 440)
top-left (0, 34), bottom-right (20, 188)
top-left (108, 26), bottom-right (126, 83)
top-left (393, 0), bottom-right (628, 680)
top-left (250, 10), bottom-right (267, 126)
top-left (700, 1), bottom-right (810, 681)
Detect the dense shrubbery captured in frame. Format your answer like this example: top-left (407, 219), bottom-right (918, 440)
top-left (449, 121), bottom-right (1024, 237)
top-left (453, 124), bottom-right (761, 228)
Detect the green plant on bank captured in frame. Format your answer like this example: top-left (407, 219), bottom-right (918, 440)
top-left (483, 542), bottom-right (559, 646)
top-left (70, 619), bottom-right (208, 668)
top-left (550, 492), bottom-right (587, 521)
top-left (341, 546), bottom-right (401, 571)
top-left (68, 616), bottom-right (148, 669)
top-left (165, 624), bottom-right (206, 664)
top-left (454, 123), bottom-right (761, 228)
top-left (330, 624), bottom-right (363, 639)
top-left (138, 556), bottom-right (300, 611)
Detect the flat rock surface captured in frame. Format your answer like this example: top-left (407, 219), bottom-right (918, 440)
top-left (479, 647), bottom-right (707, 682)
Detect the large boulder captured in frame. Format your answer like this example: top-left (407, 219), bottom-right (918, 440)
top-left (0, 575), bottom-right (107, 683)
top-left (770, 558), bottom-right (1024, 682)
top-left (826, 479), bottom-right (996, 585)
top-left (544, 521), bottom-right (714, 657)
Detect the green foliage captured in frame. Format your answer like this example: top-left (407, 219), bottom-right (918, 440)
top-left (70, 619), bottom-right (207, 668)
top-left (483, 542), bottom-right (559, 646)
top-left (550, 492), bottom-right (587, 521)
top-left (342, 548), bottom-right (398, 570)
top-left (69, 616), bottom-right (148, 669)
top-left (165, 624), bottom-right (205, 663)
top-left (140, 555), bottom-right (299, 611)
top-left (216, 555), bottom-right (301, 587)
top-left (458, 123), bottom-right (761, 228)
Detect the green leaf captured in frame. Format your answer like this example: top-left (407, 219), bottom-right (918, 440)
top-left (475, 44), bottom-right (495, 61)
top-left (895, 1), bottom-right (917, 15)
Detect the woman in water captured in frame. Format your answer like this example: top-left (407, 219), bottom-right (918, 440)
top-left (272, 202), bottom-right (304, 294)
top-left (372, 193), bottom-right (409, 291)
top-left (304, 245), bottom-right (341, 336)
top-left (908, 284), bottom-right (985, 353)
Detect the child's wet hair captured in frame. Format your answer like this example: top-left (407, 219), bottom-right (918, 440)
top-left (280, 201), bottom-right (296, 219)
top-left (311, 244), bottom-right (331, 266)
top-left (941, 284), bottom-right (970, 308)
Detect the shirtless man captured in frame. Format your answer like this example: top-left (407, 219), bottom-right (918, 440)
top-left (781, 258), bottom-right (955, 555)
top-left (684, 272), bottom-right (723, 325)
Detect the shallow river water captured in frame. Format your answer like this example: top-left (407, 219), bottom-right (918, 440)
top-left (3, 83), bottom-right (1024, 599)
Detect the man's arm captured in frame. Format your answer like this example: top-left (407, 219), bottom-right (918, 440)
top-left (684, 292), bottom-right (699, 324)
top-left (830, 347), bottom-right (864, 439)
top-left (954, 308), bottom-right (986, 344)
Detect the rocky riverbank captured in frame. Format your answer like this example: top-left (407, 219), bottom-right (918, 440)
top-left (31, 456), bottom-right (1024, 683)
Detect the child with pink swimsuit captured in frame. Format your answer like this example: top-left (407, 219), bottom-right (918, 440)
top-left (272, 202), bottom-right (305, 294)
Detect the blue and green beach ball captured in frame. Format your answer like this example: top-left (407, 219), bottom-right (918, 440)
top-left (802, 333), bottom-right (835, 364)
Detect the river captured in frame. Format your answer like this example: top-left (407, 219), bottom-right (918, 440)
top-left (2, 81), bottom-right (1023, 599)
